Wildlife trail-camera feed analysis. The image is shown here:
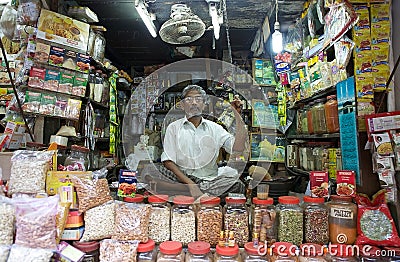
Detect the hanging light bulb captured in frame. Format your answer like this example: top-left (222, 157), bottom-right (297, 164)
top-left (271, 0), bottom-right (283, 53)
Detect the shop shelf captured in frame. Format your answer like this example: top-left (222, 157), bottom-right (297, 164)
top-left (288, 85), bottom-right (336, 109)
top-left (25, 112), bottom-right (80, 122)
top-left (95, 137), bottom-right (109, 142)
top-left (287, 167), bottom-right (310, 176)
top-left (287, 133), bottom-right (340, 139)
top-left (25, 85), bottom-right (83, 99)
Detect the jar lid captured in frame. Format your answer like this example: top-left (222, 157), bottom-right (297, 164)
top-left (216, 244), bottom-right (239, 256)
top-left (278, 196), bottom-right (300, 205)
top-left (329, 244), bottom-right (356, 257)
top-left (173, 195), bottom-right (194, 205)
top-left (252, 197), bottom-right (273, 205)
top-left (300, 243), bottom-right (323, 257)
top-left (72, 241), bottom-right (99, 253)
top-left (200, 196), bottom-right (220, 205)
top-left (303, 196), bottom-right (325, 204)
top-left (148, 194), bottom-right (168, 203)
top-left (272, 242), bottom-right (297, 256)
top-left (188, 241), bottom-right (210, 255)
top-left (71, 145), bottom-right (90, 152)
top-left (358, 245), bottom-right (381, 257)
top-left (244, 242), bottom-right (265, 255)
top-left (225, 196), bottom-right (246, 204)
top-left (124, 194), bottom-right (144, 203)
top-left (159, 241), bottom-right (182, 255)
top-left (330, 195), bottom-right (353, 202)
top-left (137, 239), bottom-right (155, 253)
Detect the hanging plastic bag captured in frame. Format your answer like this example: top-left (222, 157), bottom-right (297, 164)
top-left (0, 196), bottom-right (15, 245)
top-left (355, 190), bottom-right (400, 247)
top-left (16, 0), bottom-right (41, 26)
top-left (0, 3), bottom-right (17, 40)
top-left (0, 244), bottom-right (11, 261)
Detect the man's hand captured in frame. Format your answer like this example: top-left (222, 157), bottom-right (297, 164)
top-left (188, 183), bottom-right (203, 199)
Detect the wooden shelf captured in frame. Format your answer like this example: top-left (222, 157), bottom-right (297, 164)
top-left (287, 133), bottom-right (340, 139)
top-left (25, 86), bottom-right (83, 99)
top-left (25, 112), bottom-right (80, 121)
top-left (288, 85), bottom-right (336, 109)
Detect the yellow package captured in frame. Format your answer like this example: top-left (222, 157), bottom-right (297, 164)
top-left (356, 75), bottom-right (374, 98)
top-left (372, 44), bottom-right (389, 63)
top-left (371, 3), bottom-right (390, 23)
top-left (353, 30), bottom-right (371, 46)
top-left (46, 171), bottom-right (92, 195)
top-left (371, 23), bottom-right (391, 40)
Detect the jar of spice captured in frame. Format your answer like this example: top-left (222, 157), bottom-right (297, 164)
top-left (243, 242), bottom-right (267, 261)
top-left (307, 102), bottom-right (314, 135)
top-left (298, 243), bottom-right (327, 262)
top-left (276, 196), bottom-right (303, 246)
top-left (302, 196), bottom-right (329, 245)
top-left (251, 197), bottom-right (277, 245)
top-left (64, 145), bottom-right (90, 171)
top-left (214, 244), bottom-right (241, 262)
top-left (148, 195), bottom-right (170, 244)
top-left (269, 242), bottom-right (299, 262)
top-left (324, 95), bottom-right (339, 133)
top-left (171, 196), bottom-right (196, 245)
top-left (197, 196), bottom-right (223, 246)
top-left (72, 241), bottom-right (100, 262)
top-left (185, 241), bottom-right (213, 262)
top-left (312, 99), bottom-right (327, 134)
top-left (329, 244), bottom-right (358, 262)
top-left (157, 241), bottom-right (184, 262)
top-left (137, 239), bottom-right (156, 262)
top-left (223, 196), bottom-right (249, 247)
top-left (326, 195), bottom-right (357, 244)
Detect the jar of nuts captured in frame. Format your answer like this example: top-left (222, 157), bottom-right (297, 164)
top-left (157, 241), bottom-right (185, 262)
top-left (251, 197), bottom-right (277, 246)
top-left (298, 243), bottom-right (328, 262)
top-left (197, 196), bottom-right (223, 246)
top-left (137, 239), bottom-right (157, 262)
top-left (270, 242), bottom-right (299, 262)
top-left (171, 196), bottom-right (196, 245)
top-left (223, 196), bottom-right (249, 247)
top-left (185, 241), bottom-right (213, 262)
top-left (276, 196), bottom-right (303, 246)
top-left (302, 196), bottom-right (329, 245)
top-left (148, 195), bottom-right (170, 244)
top-left (214, 244), bottom-right (241, 262)
top-left (243, 242), bottom-right (267, 261)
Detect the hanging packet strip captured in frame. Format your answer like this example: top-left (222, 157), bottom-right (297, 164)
top-left (43, 69), bottom-right (60, 92)
top-left (21, 90), bottom-right (41, 113)
top-left (49, 46), bottom-right (65, 67)
top-left (58, 73), bottom-right (74, 94)
top-left (72, 76), bottom-right (87, 97)
top-left (336, 170), bottom-right (356, 197)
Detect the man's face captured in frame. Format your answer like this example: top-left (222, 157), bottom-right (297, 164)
top-left (182, 90), bottom-right (205, 118)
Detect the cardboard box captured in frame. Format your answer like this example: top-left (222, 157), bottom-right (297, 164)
top-left (4, 121), bottom-right (26, 134)
top-left (46, 171), bottom-right (92, 196)
top-left (61, 226), bottom-right (84, 241)
top-left (0, 152), bottom-right (13, 180)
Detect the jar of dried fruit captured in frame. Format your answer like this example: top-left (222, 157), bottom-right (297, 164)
top-left (223, 196), bottom-right (249, 247)
top-left (302, 196), bottom-right (329, 245)
top-left (251, 197), bottom-right (277, 246)
top-left (197, 196), bottom-right (222, 246)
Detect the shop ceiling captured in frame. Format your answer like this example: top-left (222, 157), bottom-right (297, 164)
top-left (72, 0), bottom-right (306, 71)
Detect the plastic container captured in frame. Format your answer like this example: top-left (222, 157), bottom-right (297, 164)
top-left (214, 244), bottom-right (241, 262)
top-left (326, 195), bottom-right (357, 245)
top-left (269, 242), bottom-right (299, 262)
top-left (324, 95), bottom-right (339, 133)
top-left (298, 243), bottom-right (327, 262)
top-left (383, 247), bottom-right (400, 261)
top-left (171, 196), bottom-right (196, 245)
top-left (148, 195), bottom-right (170, 243)
top-left (197, 196), bottom-right (223, 246)
top-left (64, 145), bottom-right (90, 170)
top-left (329, 244), bottom-right (358, 262)
top-left (223, 196), bottom-right (249, 247)
top-left (137, 239), bottom-right (156, 262)
top-left (302, 196), bottom-right (329, 245)
top-left (57, 145), bottom-right (68, 166)
top-left (185, 241), bottom-right (213, 262)
top-left (123, 194), bottom-right (144, 203)
top-left (359, 246), bottom-right (384, 262)
top-left (307, 102), bottom-right (314, 135)
top-left (312, 99), bottom-right (327, 134)
top-left (256, 184), bottom-right (269, 200)
top-left (243, 242), bottom-right (267, 261)
top-left (276, 196), bottom-right (303, 246)
top-left (157, 241), bottom-right (184, 262)
top-left (251, 197), bottom-right (277, 245)
top-left (73, 241), bottom-right (100, 262)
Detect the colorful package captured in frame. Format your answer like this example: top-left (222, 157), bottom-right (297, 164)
top-left (117, 170), bottom-right (137, 198)
top-left (28, 67), bottom-right (45, 89)
top-left (33, 42), bottom-right (50, 64)
top-left (66, 98), bottom-right (82, 119)
top-left (58, 73), bottom-right (74, 94)
top-left (336, 170), bottom-right (356, 197)
top-left (49, 46), bottom-right (65, 67)
top-left (39, 94), bottom-right (56, 115)
top-left (63, 50), bottom-right (77, 71)
top-left (72, 76), bottom-right (87, 97)
top-left (21, 91), bottom-right (42, 113)
top-left (355, 190), bottom-right (400, 247)
top-left (310, 171), bottom-right (329, 198)
top-left (54, 96), bottom-right (68, 117)
top-left (372, 133), bottom-right (394, 157)
top-left (76, 53), bottom-right (90, 73)
top-left (43, 69), bottom-right (60, 92)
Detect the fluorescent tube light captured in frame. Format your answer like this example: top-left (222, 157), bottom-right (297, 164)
top-left (135, 0), bottom-right (157, 38)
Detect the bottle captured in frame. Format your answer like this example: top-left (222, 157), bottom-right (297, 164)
top-left (215, 244), bottom-right (241, 262)
top-left (197, 196), bottom-right (222, 246)
top-left (252, 232), bottom-right (259, 248)
top-left (218, 231), bottom-right (225, 247)
top-left (228, 231), bottom-right (235, 247)
top-left (223, 196), bottom-right (249, 247)
top-left (148, 195), bottom-right (170, 244)
top-left (276, 196), bottom-right (303, 246)
top-left (137, 239), bottom-right (156, 262)
top-left (302, 196), bottom-right (329, 244)
top-left (157, 241), bottom-right (184, 262)
top-left (171, 196), bottom-right (195, 245)
top-left (324, 95), bottom-right (339, 133)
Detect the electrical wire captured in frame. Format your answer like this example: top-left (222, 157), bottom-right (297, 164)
top-left (221, 0), bottom-right (232, 64)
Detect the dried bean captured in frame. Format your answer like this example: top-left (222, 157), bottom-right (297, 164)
top-left (304, 208), bottom-right (329, 244)
top-left (197, 209), bottom-right (223, 246)
top-left (278, 210), bottom-right (303, 246)
top-left (148, 205), bottom-right (170, 243)
top-left (81, 201), bottom-right (115, 241)
top-left (100, 239), bottom-right (139, 262)
top-left (0, 202), bottom-right (15, 245)
top-left (7, 245), bottom-right (53, 262)
top-left (171, 210), bottom-right (196, 245)
top-left (224, 211), bottom-right (249, 247)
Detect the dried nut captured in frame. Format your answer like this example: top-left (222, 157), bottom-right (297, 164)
top-left (100, 239), bottom-right (138, 262)
top-left (224, 211), bottom-right (249, 247)
top-left (197, 209), bottom-right (223, 246)
top-left (304, 208), bottom-right (329, 244)
top-left (82, 201), bottom-right (115, 241)
top-left (171, 210), bottom-right (196, 245)
top-left (7, 245), bottom-right (53, 262)
top-left (0, 202), bottom-right (15, 245)
top-left (9, 160), bottom-right (49, 195)
top-left (148, 205), bottom-right (170, 243)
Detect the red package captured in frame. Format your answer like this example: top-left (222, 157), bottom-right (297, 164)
top-left (336, 170), bottom-right (356, 197)
top-left (310, 171), bottom-right (329, 198)
top-left (355, 190), bottom-right (400, 247)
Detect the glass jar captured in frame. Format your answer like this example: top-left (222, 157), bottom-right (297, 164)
top-left (359, 246), bottom-right (384, 262)
top-left (185, 241), bottom-right (213, 262)
top-left (197, 196), bottom-right (223, 246)
top-left (251, 197), bottom-right (277, 245)
top-left (269, 242), bottom-right (299, 262)
top-left (243, 242), bottom-right (267, 261)
top-left (123, 194), bottom-right (144, 203)
top-left (72, 241), bottom-right (100, 262)
top-left (324, 95), bottom-right (339, 133)
top-left (171, 196), bottom-right (196, 245)
top-left (307, 102), bottom-right (314, 135)
top-left (329, 244), bottom-right (358, 262)
top-left (297, 107), bottom-right (304, 134)
top-left (214, 244), bottom-right (241, 262)
top-left (148, 195), bottom-right (170, 244)
top-left (277, 196), bottom-right (303, 246)
top-left (302, 196), bottom-right (329, 245)
top-left (298, 243), bottom-right (328, 262)
top-left (223, 196), bottom-right (249, 247)
top-left (326, 195), bottom-right (357, 245)
top-left (301, 105), bottom-right (309, 134)
top-left (57, 145), bottom-right (68, 167)
top-left (383, 247), bottom-right (400, 261)
top-left (157, 241), bottom-right (184, 262)
top-left (312, 99), bottom-right (327, 134)
top-left (64, 145), bottom-right (90, 171)
top-left (137, 239), bottom-right (156, 262)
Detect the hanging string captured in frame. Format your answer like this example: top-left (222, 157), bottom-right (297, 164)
top-left (222, 0), bottom-right (232, 64)
top-left (275, 0), bottom-right (279, 24)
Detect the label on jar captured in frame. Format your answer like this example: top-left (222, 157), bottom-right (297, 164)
top-left (330, 207), bottom-right (353, 219)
